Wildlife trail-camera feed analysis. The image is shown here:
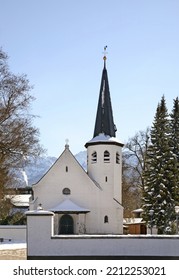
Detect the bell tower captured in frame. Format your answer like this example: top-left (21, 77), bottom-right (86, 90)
top-left (85, 49), bottom-right (124, 204)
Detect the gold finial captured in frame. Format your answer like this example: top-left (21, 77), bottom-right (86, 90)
top-left (103, 45), bottom-right (108, 61)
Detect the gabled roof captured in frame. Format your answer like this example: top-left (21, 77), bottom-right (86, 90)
top-left (93, 58), bottom-right (117, 138)
top-left (50, 199), bottom-right (90, 213)
top-left (33, 144), bottom-right (102, 190)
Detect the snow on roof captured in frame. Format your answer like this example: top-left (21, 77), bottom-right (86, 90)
top-left (123, 218), bottom-right (145, 224)
top-left (50, 199), bottom-right (90, 213)
top-left (132, 208), bottom-right (144, 213)
top-left (87, 133), bottom-right (122, 144)
top-left (6, 195), bottom-right (31, 207)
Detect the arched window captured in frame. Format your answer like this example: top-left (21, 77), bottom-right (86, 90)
top-left (62, 188), bottom-right (71, 195)
top-left (104, 150), bottom-right (110, 162)
top-left (59, 215), bottom-right (74, 234)
top-left (91, 151), bottom-right (97, 163)
top-left (104, 215), bottom-right (109, 223)
top-left (116, 152), bottom-right (120, 164)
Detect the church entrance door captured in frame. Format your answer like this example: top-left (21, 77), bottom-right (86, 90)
top-left (59, 214), bottom-right (74, 234)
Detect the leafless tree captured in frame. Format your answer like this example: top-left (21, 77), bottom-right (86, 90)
top-left (124, 128), bottom-right (150, 191)
top-left (122, 128), bottom-right (150, 216)
top-left (0, 48), bottom-right (43, 223)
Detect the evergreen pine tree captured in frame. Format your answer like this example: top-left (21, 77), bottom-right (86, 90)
top-left (143, 96), bottom-right (178, 234)
top-left (170, 97), bottom-right (179, 203)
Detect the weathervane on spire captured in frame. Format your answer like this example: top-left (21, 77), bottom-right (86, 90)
top-left (103, 45), bottom-right (108, 66)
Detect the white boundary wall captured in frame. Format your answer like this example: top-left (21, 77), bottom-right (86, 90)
top-left (0, 225), bottom-right (26, 242)
top-left (26, 211), bottom-right (179, 259)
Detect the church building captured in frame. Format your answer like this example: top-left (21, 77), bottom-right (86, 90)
top-left (30, 54), bottom-right (124, 234)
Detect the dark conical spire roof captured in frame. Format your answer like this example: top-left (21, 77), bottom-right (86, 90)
top-left (93, 56), bottom-right (117, 138)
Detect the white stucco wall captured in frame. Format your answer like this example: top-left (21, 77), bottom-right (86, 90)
top-left (26, 211), bottom-right (179, 258)
top-left (87, 142), bottom-right (122, 204)
top-left (0, 225), bottom-right (26, 242)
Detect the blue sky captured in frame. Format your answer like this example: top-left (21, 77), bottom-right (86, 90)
top-left (1, 0), bottom-right (179, 157)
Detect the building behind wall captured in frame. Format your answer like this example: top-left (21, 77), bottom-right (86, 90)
top-left (30, 53), bottom-right (124, 234)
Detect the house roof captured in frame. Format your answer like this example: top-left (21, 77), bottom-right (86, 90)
top-left (49, 199), bottom-right (90, 214)
top-left (123, 218), bottom-right (145, 225)
top-left (132, 208), bottom-right (144, 213)
top-left (6, 194), bottom-right (31, 207)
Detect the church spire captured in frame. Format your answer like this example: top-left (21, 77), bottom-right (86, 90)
top-left (93, 48), bottom-right (117, 138)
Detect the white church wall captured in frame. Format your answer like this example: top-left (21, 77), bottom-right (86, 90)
top-left (26, 210), bottom-right (179, 259)
top-left (85, 142), bottom-right (123, 234)
top-left (31, 146), bottom-right (123, 234)
top-left (32, 147), bottom-right (101, 211)
top-left (113, 148), bottom-right (123, 204)
top-left (87, 143), bottom-right (122, 203)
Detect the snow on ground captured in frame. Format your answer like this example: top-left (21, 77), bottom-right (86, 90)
top-left (0, 241), bottom-right (26, 250)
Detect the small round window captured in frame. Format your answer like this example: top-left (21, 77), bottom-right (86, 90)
top-left (62, 188), bottom-right (71, 195)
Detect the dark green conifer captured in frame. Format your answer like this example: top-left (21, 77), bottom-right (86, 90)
top-left (143, 96), bottom-right (178, 234)
top-left (170, 97), bottom-right (179, 203)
